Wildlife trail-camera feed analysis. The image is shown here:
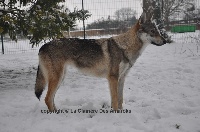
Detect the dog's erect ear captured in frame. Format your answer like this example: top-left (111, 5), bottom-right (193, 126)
top-left (139, 11), bottom-right (153, 25)
top-left (139, 12), bottom-right (146, 25)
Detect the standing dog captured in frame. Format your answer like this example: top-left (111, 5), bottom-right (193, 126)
top-left (35, 12), bottom-right (167, 111)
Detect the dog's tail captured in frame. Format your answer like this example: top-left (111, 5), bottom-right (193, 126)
top-left (35, 65), bottom-right (46, 100)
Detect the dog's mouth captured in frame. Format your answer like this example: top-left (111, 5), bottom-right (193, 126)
top-left (151, 40), bottom-right (166, 46)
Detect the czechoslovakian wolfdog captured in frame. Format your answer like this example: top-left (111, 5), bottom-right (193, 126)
top-left (35, 12), bottom-right (167, 111)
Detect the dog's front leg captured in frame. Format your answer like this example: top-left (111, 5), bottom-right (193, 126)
top-left (108, 74), bottom-right (119, 110)
top-left (118, 75), bottom-right (125, 109)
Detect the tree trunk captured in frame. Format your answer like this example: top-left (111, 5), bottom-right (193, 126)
top-left (165, 13), bottom-right (170, 31)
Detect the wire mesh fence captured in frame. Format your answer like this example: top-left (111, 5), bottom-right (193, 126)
top-left (0, 38), bottom-right (41, 54)
top-left (0, 0), bottom-right (200, 54)
top-left (63, 0), bottom-right (142, 38)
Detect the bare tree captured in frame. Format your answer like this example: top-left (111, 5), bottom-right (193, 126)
top-left (115, 7), bottom-right (137, 21)
top-left (162, 0), bottom-right (195, 28)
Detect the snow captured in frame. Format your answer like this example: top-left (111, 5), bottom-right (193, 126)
top-left (0, 31), bottom-right (200, 132)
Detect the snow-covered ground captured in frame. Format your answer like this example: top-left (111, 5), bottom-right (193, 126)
top-left (0, 31), bottom-right (200, 132)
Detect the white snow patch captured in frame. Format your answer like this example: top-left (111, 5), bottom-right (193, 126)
top-left (0, 32), bottom-right (200, 132)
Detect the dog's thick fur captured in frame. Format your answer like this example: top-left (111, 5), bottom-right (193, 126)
top-left (35, 13), bottom-right (166, 111)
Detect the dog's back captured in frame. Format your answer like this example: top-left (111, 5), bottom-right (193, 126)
top-left (39, 38), bottom-right (105, 68)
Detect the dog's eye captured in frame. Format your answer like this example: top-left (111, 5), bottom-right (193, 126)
top-left (150, 30), bottom-right (155, 34)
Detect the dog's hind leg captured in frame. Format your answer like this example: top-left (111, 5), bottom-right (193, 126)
top-left (45, 63), bottom-right (65, 112)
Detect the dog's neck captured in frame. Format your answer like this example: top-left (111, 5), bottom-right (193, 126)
top-left (112, 21), bottom-right (145, 52)
top-left (111, 21), bottom-right (148, 66)
top-left (113, 22), bottom-right (148, 54)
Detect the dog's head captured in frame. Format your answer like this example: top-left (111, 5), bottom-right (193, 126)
top-left (137, 12), bottom-right (167, 46)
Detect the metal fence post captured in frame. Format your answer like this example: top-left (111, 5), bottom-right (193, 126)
top-left (1, 34), bottom-right (4, 54)
top-left (82, 0), bottom-right (86, 39)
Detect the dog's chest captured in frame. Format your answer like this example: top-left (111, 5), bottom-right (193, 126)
top-left (119, 62), bottom-right (130, 78)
